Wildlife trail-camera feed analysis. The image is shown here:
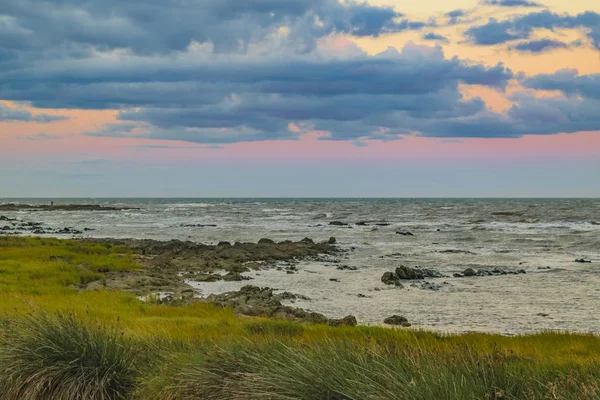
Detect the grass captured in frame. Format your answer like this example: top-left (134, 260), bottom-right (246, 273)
top-left (1, 236), bottom-right (600, 399)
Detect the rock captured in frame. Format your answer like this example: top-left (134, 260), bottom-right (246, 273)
top-left (329, 221), bottom-right (348, 226)
top-left (537, 313), bottom-right (550, 317)
top-left (217, 241), bottom-right (231, 247)
top-left (396, 231), bottom-right (414, 236)
top-left (538, 266), bottom-right (551, 270)
top-left (384, 315), bottom-right (411, 327)
top-left (462, 268), bottom-right (476, 277)
top-left (355, 221), bottom-right (368, 226)
top-left (381, 271), bottom-right (401, 286)
top-left (222, 272), bottom-right (249, 282)
top-left (206, 285), bottom-right (333, 324)
top-left (575, 258), bottom-right (592, 263)
top-left (395, 265), bottom-right (442, 280)
top-left (375, 223), bottom-right (391, 226)
top-left (328, 237), bottom-right (337, 244)
top-left (336, 265), bottom-right (358, 271)
top-left (329, 278), bottom-right (340, 282)
top-left (328, 315), bottom-right (357, 327)
top-left (357, 293), bottom-right (370, 298)
top-left (440, 249), bottom-right (475, 255)
top-left (258, 238), bottom-right (275, 244)
top-left (0, 203), bottom-right (139, 211)
top-left (1, 225), bottom-right (12, 231)
top-left (300, 237), bottom-right (314, 244)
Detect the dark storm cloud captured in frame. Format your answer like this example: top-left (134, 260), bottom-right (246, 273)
top-left (465, 11), bottom-right (600, 50)
top-left (0, 103), bottom-right (67, 123)
top-left (0, 0), bottom-right (427, 55)
top-left (513, 39), bottom-right (569, 53)
top-left (1, 0), bottom-right (599, 144)
top-left (521, 70), bottom-right (600, 100)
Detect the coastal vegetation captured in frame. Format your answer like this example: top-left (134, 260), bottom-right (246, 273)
top-left (0, 236), bottom-right (599, 399)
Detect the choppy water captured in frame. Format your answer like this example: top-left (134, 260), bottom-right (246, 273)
top-left (2, 198), bottom-right (599, 335)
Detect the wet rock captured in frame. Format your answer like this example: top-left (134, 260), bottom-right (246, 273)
top-left (1, 225), bottom-right (12, 231)
top-left (575, 258), bottom-right (592, 263)
top-left (396, 265), bottom-right (442, 280)
top-left (381, 271), bottom-right (402, 286)
top-left (222, 272), bottom-right (250, 282)
top-left (300, 237), bottom-right (314, 244)
top-left (375, 223), bottom-right (391, 226)
top-left (440, 249), bottom-right (476, 255)
top-left (412, 281), bottom-right (446, 291)
top-left (384, 315), bottom-right (411, 327)
top-left (538, 266), bottom-right (551, 270)
top-left (355, 221), bottom-right (368, 226)
top-left (217, 241), bottom-right (231, 247)
top-left (537, 313), bottom-right (550, 317)
top-left (455, 268), bottom-right (526, 278)
top-left (206, 285), bottom-right (336, 325)
top-left (0, 203), bottom-right (139, 211)
top-left (328, 237), bottom-right (337, 244)
top-left (329, 278), bottom-right (340, 282)
top-left (357, 293), bottom-right (371, 298)
top-left (329, 221), bottom-right (348, 226)
top-left (258, 238), bottom-right (275, 245)
top-left (337, 265), bottom-right (358, 271)
top-left (396, 231), bottom-right (414, 236)
top-left (328, 315), bottom-right (357, 327)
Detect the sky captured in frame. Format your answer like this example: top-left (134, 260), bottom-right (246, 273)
top-left (1, 0), bottom-right (599, 197)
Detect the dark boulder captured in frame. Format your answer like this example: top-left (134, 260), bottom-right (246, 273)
top-left (258, 238), bottom-right (275, 245)
top-left (575, 258), bottom-right (592, 263)
top-left (328, 315), bottom-right (357, 327)
top-left (396, 231), bottom-right (414, 236)
top-left (384, 315), bottom-right (411, 327)
top-left (381, 271), bottom-right (402, 286)
top-left (329, 221), bottom-right (348, 226)
top-left (328, 237), bottom-right (337, 244)
top-left (462, 268), bottom-right (476, 277)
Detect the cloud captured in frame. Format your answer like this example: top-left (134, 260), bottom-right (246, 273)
top-left (423, 33), bottom-right (449, 42)
top-left (512, 39), bottom-right (569, 53)
top-left (0, 0), bottom-right (428, 56)
top-left (69, 43), bottom-right (516, 143)
top-left (18, 132), bottom-right (61, 140)
top-left (465, 11), bottom-right (600, 50)
top-left (0, 103), bottom-right (67, 123)
top-left (481, 0), bottom-right (542, 7)
top-left (521, 69), bottom-right (600, 100)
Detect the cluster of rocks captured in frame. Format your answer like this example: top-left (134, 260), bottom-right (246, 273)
top-left (383, 315), bottom-right (411, 327)
top-left (329, 221), bottom-right (391, 227)
top-left (204, 285), bottom-right (357, 326)
top-left (1, 216), bottom-right (93, 236)
top-left (575, 258), bottom-right (592, 263)
top-left (0, 203), bottom-right (138, 211)
top-left (396, 231), bottom-right (414, 236)
top-left (180, 223), bottom-right (217, 228)
top-left (381, 265), bottom-right (444, 287)
top-left (439, 249), bottom-right (476, 255)
top-left (453, 268), bottom-right (526, 278)
top-left (85, 237), bottom-right (338, 296)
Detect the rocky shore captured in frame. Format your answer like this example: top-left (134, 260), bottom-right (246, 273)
top-left (0, 203), bottom-right (138, 211)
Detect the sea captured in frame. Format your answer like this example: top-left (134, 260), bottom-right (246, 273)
top-left (2, 198), bottom-right (599, 335)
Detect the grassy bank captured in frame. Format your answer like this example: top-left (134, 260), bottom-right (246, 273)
top-left (0, 236), bottom-right (599, 399)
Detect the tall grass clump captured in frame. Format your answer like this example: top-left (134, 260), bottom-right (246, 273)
top-left (0, 312), bottom-right (145, 400)
top-left (150, 338), bottom-right (600, 400)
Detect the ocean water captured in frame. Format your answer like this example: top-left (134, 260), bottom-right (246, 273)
top-left (2, 198), bottom-right (599, 335)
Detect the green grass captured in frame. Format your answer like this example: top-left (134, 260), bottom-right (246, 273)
top-left (0, 236), bottom-right (599, 399)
